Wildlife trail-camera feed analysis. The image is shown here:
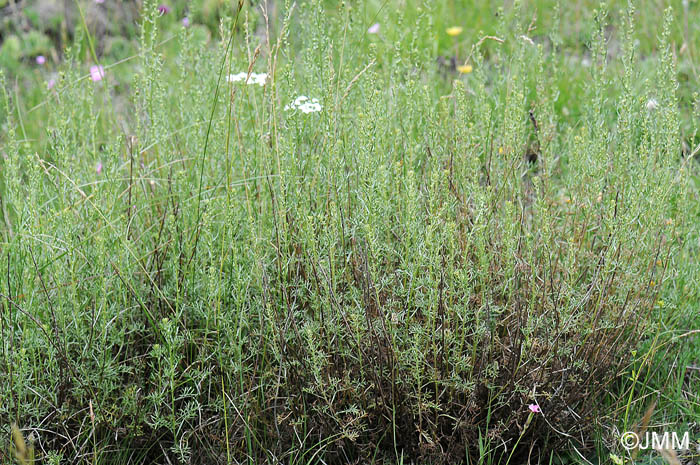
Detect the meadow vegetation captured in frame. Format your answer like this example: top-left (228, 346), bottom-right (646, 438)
top-left (1, 0), bottom-right (699, 464)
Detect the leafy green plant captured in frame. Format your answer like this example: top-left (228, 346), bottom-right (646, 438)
top-left (1, 1), bottom-right (698, 464)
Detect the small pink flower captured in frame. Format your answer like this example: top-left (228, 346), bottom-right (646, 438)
top-left (47, 78), bottom-right (56, 90)
top-left (94, 0), bottom-right (105, 3)
top-left (368, 23), bottom-right (380, 34)
top-left (157, 4), bottom-right (170, 14)
top-left (528, 404), bottom-right (541, 413)
top-left (90, 65), bottom-right (105, 82)
top-left (36, 55), bottom-right (46, 65)
top-left (96, 162), bottom-right (103, 174)
top-left (182, 16), bottom-right (190, 27)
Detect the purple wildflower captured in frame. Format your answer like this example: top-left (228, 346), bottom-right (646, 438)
top-left (90, 65), bottom-right (105, 82)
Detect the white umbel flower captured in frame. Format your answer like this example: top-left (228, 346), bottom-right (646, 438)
top-left (226, 72), bottom-right (267, 86)
top-left (248, 73), bottom-right (267, 86)
top-left (226, 72), bottom-right (246, 83)
top-left (285, 96), bottom-right (322, 113)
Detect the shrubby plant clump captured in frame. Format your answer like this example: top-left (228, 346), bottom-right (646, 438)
top-left (0, 1), bottom-right (693, 463)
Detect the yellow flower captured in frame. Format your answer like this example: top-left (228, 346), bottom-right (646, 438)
top-left (457, 64), bottom-right (473, 74)
top-left (498, 147), bottom-right (504, 154)
top-left (446, 26), bottom-right (463, 37)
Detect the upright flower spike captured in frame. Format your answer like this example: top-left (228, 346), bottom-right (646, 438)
top-left (446, 26), bottom-right (463, 37)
